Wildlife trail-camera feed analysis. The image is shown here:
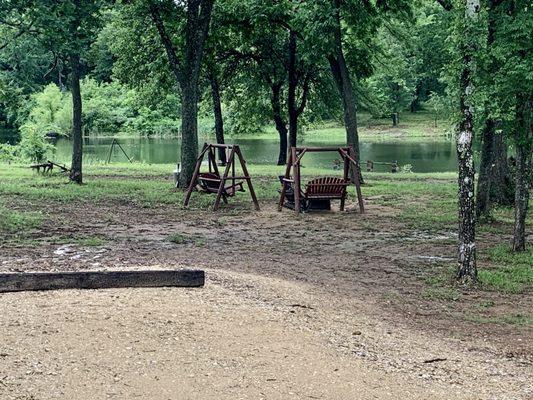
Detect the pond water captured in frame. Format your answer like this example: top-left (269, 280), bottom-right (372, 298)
top-left (1, 129), bottom-right (461, 173)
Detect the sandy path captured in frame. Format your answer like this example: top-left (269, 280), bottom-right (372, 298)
top-left (1, 268), bottom-right (530, 400)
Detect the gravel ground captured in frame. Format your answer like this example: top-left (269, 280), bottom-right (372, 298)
top-left (0, 268), bottom-right (530, 400)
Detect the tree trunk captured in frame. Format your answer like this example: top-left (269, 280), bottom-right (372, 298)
top-left (209, 74), bottom-right (226, 165)
top-left (476, 118), bottom-right (496, 218)
top-left (270, 83), bottom-right (288, 166)
top-left (287, 30), bottom-right (298, 148)
top-left (490, 133), bottom-right (513, 205)
top-left (328, 0), bottom-right (360, 161)
top-left (476, 0), bottom-right (513, 218)
top-left (179, 81), bottom-right (199, 188)
top-left (149, 0), bottom-right (214, 188)
top-left (456, 0), bottom-right (480, 285)
top-left (512, 94), bottom-right (532, 251)
top-left (69, 53), bottom-right (83, 184)
top-left (328, 57), bottom-right (360, 161)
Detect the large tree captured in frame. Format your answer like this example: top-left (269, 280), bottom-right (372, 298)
top-left (0, 0), bottom-right (103, 183)
top-left (489, 0), bottom-right (532, 251)
top-left (147, 0), bottom-right (215, 187)
top-left (453, 0), bottom-right (481, 284)
top-left (475, 0), bottom-right (514, 218)
top-left (215, 0), bottom-right (323, 165)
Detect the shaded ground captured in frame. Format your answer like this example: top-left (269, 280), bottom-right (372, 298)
top-left (0, 171), bottom-right (531, 399)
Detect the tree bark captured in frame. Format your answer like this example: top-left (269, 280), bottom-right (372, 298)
top-left (490, 133), bottom-right (513, 205)
top-left (69, 53), bottom-right (83, 184)
top-left (476, 119), bottom-right (496, 217)
top-left (209, 73), bottom-right (226, 165)
top-left (150, 0), bottom-right (214, 188)
top-left (456, 0), bottom-right (480, 285)
top-left (270, 82), bottom-right (288, 165)
top-left (328, 0), bottom-right (360, 161)
top-left (512, 94), bottom-right (532, 251)
top-left (179, 81), bottom-right (199, 188)
top-left (287, 30), bottom-right (298, 148)
top-left (476, 0), bottom-right (512, 218)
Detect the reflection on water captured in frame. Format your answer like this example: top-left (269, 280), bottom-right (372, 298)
top-left (1, 130), bottom-right (462, 173)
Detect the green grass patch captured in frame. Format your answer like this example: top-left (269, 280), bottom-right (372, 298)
top-left (168, 233), bottom-right (206, 246)
top-left (0, 203), bottom-right (43, 234)
top-left (421, 287), bottom-right (461, 301)
top-left (478, 245), bottom-right (533, 294)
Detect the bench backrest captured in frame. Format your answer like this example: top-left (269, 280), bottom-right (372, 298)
top-left (305, 177), bottom-right (348, 197)
top-left (198, 172), bottom-right (222, 191)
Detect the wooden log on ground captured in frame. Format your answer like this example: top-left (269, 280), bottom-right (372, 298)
top-left (0, 270), bottom-right (204, 293)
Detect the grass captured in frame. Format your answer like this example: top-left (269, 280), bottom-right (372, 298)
top-left (423, 244), bottom-right (533, 297)
top-left (1, 162), bottom-right (530, 296)
top-left (0, 202), bottom-right (43, 235)
top-left (230, 110), bottom-right (452, 142)
top-left (168, 233), bottom-right (206, 246)
top-left (478, 245), bottom-right (533, 294)
top-left (421, 287), bottom-right (462, 301)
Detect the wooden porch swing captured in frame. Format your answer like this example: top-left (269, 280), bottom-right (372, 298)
top-left (278, 146), bottom-right (365, 214)
top-left (183, 143), bottom-right (260, 211)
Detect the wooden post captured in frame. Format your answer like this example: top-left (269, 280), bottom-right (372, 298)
top-left (236, 146), bottom-right (260, 211)
top-left (213, 147), bottom-right (236, 211)
top-left (278, 151), bottom-right (293, 211)
top-left (106, 139), bottom-right (116, 164)
top-left (115, 140), bottom-right (134, 163)
top-left (0, 270), bottom-right (205, 292)
top-left (184, 143), bottom-right (209, 206)
top-left (293, 147), bottom-right (301, 214)
top-left (231, 147), bottom-right (236, 196)
top-left (341, 150), bottom-right (350, 211)
top-left (348, 146), bottom-right (365, 213)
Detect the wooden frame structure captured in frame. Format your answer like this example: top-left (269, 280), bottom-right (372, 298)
top-left (278, 146), bottom-right (364, 214)
top-left (183, 143), bottom-right (260, 211)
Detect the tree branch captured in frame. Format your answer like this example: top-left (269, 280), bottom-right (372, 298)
top-left (149, 3), bottom-right (183, 85)
top-left (436, 0), bottom-right (453, 11)
top-left (296, 73), bottom-right (311, 117)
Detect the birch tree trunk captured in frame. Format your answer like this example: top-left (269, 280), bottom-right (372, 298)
top-left (456, 0), bottom-right (480, 284)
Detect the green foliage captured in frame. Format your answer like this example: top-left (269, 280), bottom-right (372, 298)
top-left (16, 83), bottom-right (69, 161)
top-left (0, 143), bottom-right (19, 163)
top-left (18, 124), bottom-right (53, 162)
top-left (21, 84), bottom-right (72, 137)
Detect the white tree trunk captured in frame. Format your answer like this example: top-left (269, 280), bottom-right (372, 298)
top-left (456, 0), bottom-right (480, 284)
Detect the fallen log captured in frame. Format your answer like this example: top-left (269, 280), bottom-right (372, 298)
top-left (0, 270), bottom-right (205, 293)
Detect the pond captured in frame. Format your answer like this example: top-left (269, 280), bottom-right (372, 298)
top-left (1, 130), bottom-right (460, 173)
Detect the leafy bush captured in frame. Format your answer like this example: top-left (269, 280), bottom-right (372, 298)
top-left (19, 79), bottom-right (183, 138)
top-left (21, 83), bottom-right (72, 138)
top-left (0, 143), bottom-right (19, 163)
top-left (18, 123), bottom-right (53, 162)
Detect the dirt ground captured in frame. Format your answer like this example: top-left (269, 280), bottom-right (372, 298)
top-left (0, 197), bottom-right (531, 399)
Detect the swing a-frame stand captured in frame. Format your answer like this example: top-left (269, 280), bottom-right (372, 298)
top-left (278, 146), bottom-right (365, 214)
top-left (183, 143), bottom-right (260, 211)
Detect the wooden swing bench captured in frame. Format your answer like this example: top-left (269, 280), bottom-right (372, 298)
top-left (198, 172), bottom-right (244, 198)
top-left (279, 146), bottom-right (364, 214)
top-left (183, 143), bottom-right (260, 211)
top-left (281, 176), bottom-right (349, 211)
